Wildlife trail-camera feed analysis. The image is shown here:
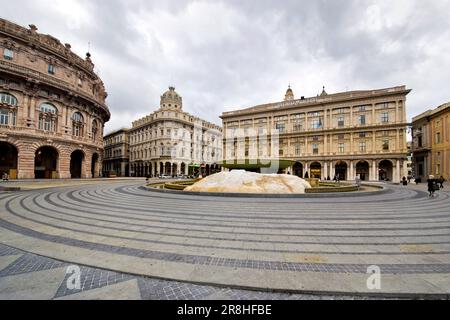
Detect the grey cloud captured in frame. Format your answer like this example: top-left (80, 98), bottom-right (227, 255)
top-left (1, 0), bottom-right (449, 134)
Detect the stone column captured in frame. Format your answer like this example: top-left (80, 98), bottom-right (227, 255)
top-left (403, 160), bottom-right (408, 179)
top-left (305, 163), bottom-right (309, 177)
top-left (349, 160), bottom-right (354, 181)
top-left (323, 161), bottom-right (328, 180)
top-left (395, 101), bottom-right (399, 123)
top-left (17, 142), bottom-right (35, 179)
top-left (330, 162), bottom-right (335, 179)
top-left (395, 159), bottom-right (401, 183)
top-left (372, 160), bottom-right (377, 181)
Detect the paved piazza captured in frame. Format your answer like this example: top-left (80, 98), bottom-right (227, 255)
top-left (0, 180), bottom-right (449, 299)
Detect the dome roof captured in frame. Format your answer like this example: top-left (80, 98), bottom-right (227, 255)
top-left (160, 86), bottom-right (182, 109)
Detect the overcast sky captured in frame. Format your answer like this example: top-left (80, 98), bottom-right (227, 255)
top-left (2, 0), bottom-right (450, 134)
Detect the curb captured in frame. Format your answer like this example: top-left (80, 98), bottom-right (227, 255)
top-left (140, 184), bottom-right (389, 198)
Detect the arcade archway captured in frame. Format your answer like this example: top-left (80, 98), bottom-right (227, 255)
top-left (293, 162), bottom-right (304, 178)
top-left (356, 161), bottom-right (370, 181)
top-left (0, 142), bottom-right (18, 179)
top-left (35, 146), bottom-right (58, 179)
top-left (70, 150), bottom-right (84, 179)
top-left (335, 161), bottom-right (348, 181)
top-left (379, 160), bottom-right (393, 181)
top-left (310, 162), bottom-right (322, 179)
top-left (91, 153), bottom-right (99, 178)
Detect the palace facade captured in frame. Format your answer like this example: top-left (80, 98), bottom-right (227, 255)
top-left (412, 102), bottom-right (450, 180)
top-left (103, 128), bottom-right (130, 177)
top-left (0, 19), bottom-right (110, 179)
top-left (221, 85), bottom-right (411, 182)
top-left (129, 87), bottom-right (222, 177)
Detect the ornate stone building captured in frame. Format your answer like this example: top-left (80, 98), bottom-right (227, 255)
top-left (129, 87), bottom-right (222, 177)
top-left (0, 19), bottom-right (110, 179)
top-left (412, 102), bottom-right (450, 180)
top-left (221, 85), bottom-right (411, 183)
top-left (103, 128), bottom-right (130, 177)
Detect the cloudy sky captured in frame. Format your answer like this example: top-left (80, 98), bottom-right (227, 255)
top-left (2, 0), bottom-right (450, 133)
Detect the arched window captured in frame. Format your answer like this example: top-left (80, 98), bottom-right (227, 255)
top-left (0, 93), bottom-right (18, 126)
top-left (92, 120), bottom-right (98, 140)
top-left (0, 93), bottom-right (18, 106)
top-left (72, 112), bottom-right (84, 137)
top-left (38, 103), bottom-right (57, 132)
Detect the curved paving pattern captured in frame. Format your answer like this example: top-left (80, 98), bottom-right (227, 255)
top-left (0, 182), bottom-right (449, 296)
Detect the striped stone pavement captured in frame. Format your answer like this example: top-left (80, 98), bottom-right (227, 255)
top-left (0, 181), bottom-right (449, 297)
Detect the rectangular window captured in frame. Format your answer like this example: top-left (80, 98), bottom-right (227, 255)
top-left (436, 132), bottom-right (441, 144)
top-left (0, 109), bottom-right (9, 125)
top-left (382, 140), bottom-right (389, 151)
top-left (338, 143), bottom-right (345, 153)
top-left (359, 115), bottom-right (366, 125)
top-left (359, 132), bottom-right (366, 138)
top-left (293, 121), bottom-right (302, 132)
top-left (358, 105), bottom-right (366, 112)
top-left (359, 141), bottom-right (366, 152)
top-left (337, 116), bottom-right (345, 127)
top-left (312, 143), bottom-right (319, 155)
top-left (381, 112), bottom-right (389, 123)
top-left (3, 48), bottom-right (13, 60)
top-left (295, 144), bottom-right (301, 156)
top-left (48, 64), bottom-right (55, 74)
top-left (311, 119), bottom-right (322, 129)
top-left (276, 123), bottom-right (285, 133)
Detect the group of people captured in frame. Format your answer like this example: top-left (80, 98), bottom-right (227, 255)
top-left (427, 175), bottom-right (445, 197)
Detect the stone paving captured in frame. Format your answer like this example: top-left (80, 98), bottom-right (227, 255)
top-left (0, 180), bottom-right (449, 298)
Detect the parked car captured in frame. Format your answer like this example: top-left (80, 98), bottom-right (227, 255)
top-left (159, 174), bottom-right (172, 179)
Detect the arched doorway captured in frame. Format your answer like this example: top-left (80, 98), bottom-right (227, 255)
top-left (356, 161), bottom-right (370, 181)
top-left (165, 162), bottom-right (171, 175)
top-left (172, 163), bottom-right (178, 177)
top-left (379, 160), bottom-right (393, 181)
top-left (35, 146), bottom-right (58, 179)
top-left (310, 162), bottom-right (322, 179)
top-left (335, 161), bottom-right (348, 181)
top-left (205, 164), bottom-right (210, 176)
top-left (70, 150), bottom-right (84, 179)
top-left (0, 142), bottom-right (18, 179)
top-left (293, 162), bottom-right (304, 178)
top-left (91, 153), bottom-right (99, 178)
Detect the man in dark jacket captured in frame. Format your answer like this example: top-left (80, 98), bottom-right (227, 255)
top-left (427, 175), bottom-right (437, 197)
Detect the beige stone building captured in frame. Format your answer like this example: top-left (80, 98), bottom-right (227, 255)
top-left (129, 87), bottom-right (222, 177)
top-left (412, 102), bottom-right (450, 180)
top-left (0, 18), bottom-right (110, 179)
top-left (103, 128), bottom-right (130, 177)
top-left (221, 85), bottom-right (411, 182)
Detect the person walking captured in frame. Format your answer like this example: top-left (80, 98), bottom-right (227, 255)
top-left (439, 176), bottom-right (445, 189)
top-left (402, 176), bottom-right (408, 186)
top-left (427, 175), bottom-right (437, 198)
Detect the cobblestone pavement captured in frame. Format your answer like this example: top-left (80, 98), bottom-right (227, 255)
top-left (0, 181), bottom-right (449, 298)
top-left (0, 243), bottom-right (384, 300)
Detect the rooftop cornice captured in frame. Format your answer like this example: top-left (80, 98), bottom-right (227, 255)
top-left (221, 86), bottom-right (412, 119)
top-left (0, 18), bottom-right (98, 79)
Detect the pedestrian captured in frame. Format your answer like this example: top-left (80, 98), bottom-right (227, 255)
top-left (2, 172), bottom-right (9, 182)
top-left (407, 175), bottom-right (412, 184)
top-left (145, 175), bottom-right (150, 184)
top-left (427, 175), bottom-right (437, 198)
top-left (402, 176), bottom-right (408, 186)
top-left (355, 176), bottom-right (362, 190)
top-left (439, 176), bottom-right (445, 189)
